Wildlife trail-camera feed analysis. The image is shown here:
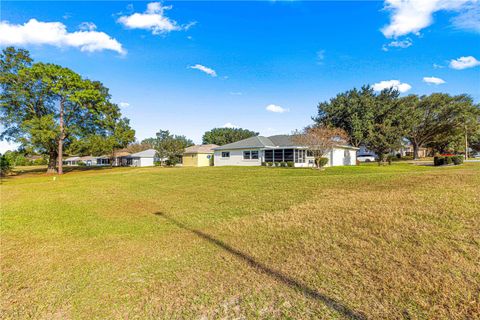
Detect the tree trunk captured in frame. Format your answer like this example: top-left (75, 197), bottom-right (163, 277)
top-left (46, 149), bottom-right (57, 174)
top-left (57, 98), bottom-right (65, 175)
top-left (412, 142), bottom-right (420, 160)
top-left (465, 125), bottom-right (469, 160)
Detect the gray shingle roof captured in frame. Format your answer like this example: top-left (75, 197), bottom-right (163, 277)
top-left (184, 144), bottom-right (219, 154)
top-left (128, 149), bottom-right (157, 158)
top-left (213, 136), bottom-right (275, 150)
top-left (213, 134), bottom-right (359, 150)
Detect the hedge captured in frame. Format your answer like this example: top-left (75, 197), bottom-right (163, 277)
top-left (434, 155), bottom-right (464, 166)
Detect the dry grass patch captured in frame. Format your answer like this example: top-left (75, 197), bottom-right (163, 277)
top-left (1, 163), bottom-right (479, 319)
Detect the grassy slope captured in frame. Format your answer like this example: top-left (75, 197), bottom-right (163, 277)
top-left (1, 164), bottom-right (479, 319)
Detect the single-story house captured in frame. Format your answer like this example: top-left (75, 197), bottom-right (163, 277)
top-left (63, 152), bottom-right (132, 167)
top-left (213, 135), bottom-right (358, 167)
top-left (124, 149), bottom-right (158, 167)
top-left (183, 144), bottom-right (218, 167)
top-left (64, 156), bottom-right (81, 166)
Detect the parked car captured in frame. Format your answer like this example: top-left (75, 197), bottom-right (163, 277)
top-left (357, 154), bottom-right (376, 162)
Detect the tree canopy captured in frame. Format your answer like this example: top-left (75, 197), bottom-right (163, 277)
top-left (147, 130), bottom-right (193, 165)
top-left (202, 127), bottom-right (258, 146)
top-left (0, 47), bottom-right (134, 173)
top-left (315, 85), bottom-right (479, 161)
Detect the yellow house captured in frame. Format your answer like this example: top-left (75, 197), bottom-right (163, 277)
top-left (182, 144), bottom-right (219, 167)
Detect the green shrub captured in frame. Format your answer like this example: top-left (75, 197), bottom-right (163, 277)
top-left (434, 155), bottom-right (463, 166)
top-left (33, 158), bottom-right (48, 165)
top-left (452, 155), bottom-right (464, 165)
top-left (77, 161), bottom-right (86, 167)
top-left (280, 162), bottom-right (287, 167)
top-left (317, 157), bottom-right (329, 168)
top-left (261, 162), bottom-right (266, 166)
top-left (286, 161), bottom-right (294, 167)
top-left (1, 154), bottom-right (12, 176)
top-left (434, 156), bottom-right (443, 166)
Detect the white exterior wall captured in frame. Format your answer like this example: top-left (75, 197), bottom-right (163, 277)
top-left (214, 147), bottom-right (357, 167)
top-left (214, 150), bottom-right (262, 166)
top-left (139, 157), bottom-right (155, 167)
top-left (329, 148), bottom-right (356, 166)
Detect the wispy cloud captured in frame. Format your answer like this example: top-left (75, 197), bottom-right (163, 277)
top-left (423, 76), bottom-right (446, 85)
top-left (189, 64), bottom-right (217, 77)
top-left (452, 3), bottom-right (480, 33)
top-left (266, 104), bottom-right (289, 113)
top-left (449, 56), bottom-right (480, 69)
top-left (316, 49), bottom-right (325, 64)
top-left (382, 38), bottom-right (412, 51)
top-left (381, 0), bottom-right (475, 38)
top-left (223, 122), bottom-right (239, 129)
top-left (229, 92), bottom-right (242, 96)
top-left (117, 2), bottom-right (194, 35)
top-left (372, 80), bottom-right (412, 93)
top-left (119, 102), bottom-right (130, 108)
top-left (0, 19), bottom-right (125, 54)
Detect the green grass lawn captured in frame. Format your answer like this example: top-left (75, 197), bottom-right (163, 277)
top-left (1, 163), bottom-right (479, 319)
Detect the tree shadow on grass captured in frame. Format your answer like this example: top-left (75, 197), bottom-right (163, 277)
top-left (153, 211), bottom-right (367, 320)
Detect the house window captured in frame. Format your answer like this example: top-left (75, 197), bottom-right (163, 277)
top-left (221, 152), bottom-right (230, 158)
top-left (307, 150), bottom-right (314, 157)
top-left (264, 150), bottom-right (273, 162)
top-left (274, 150), bottom-right (283, 162)
top-left (284, 149), bottom-right (294, 162)
top-left (243, 151), bottom-right (251, 159)
top-left (251, 151), bottom-right (259, 159)
top-left (295, 150), bottom-right (305, 163)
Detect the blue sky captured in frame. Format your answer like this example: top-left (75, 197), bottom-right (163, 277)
top-left (1, 0), bottom-right (479, 151)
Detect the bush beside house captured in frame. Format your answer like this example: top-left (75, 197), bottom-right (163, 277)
top-left (433, 155), bottom-right (464, 166)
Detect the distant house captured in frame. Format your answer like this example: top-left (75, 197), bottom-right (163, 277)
top-left (124, 149), bottom-right (158, 167)
top-left (64, 156), bottom-right (81, 166)
top-left (358, 144), bottom-right (431, 159)
top-left (63, 152), bottom-right (132, 167)
top-left (213, 135), bottom-right (358, 167)
top-left (183, 144), bottom-right (218, 167)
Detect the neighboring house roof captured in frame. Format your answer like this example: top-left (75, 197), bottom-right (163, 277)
top-left (128, 149), bottom-right (157, 158)
top-left (184, 144), bottom-right (219, 154)
top-left (65, 156), bottom-right (81, 161)
top-left (213, 135), bottom-right (359, 150)
top-left (80, 156), bottom-right (96, 161)
top-left (114, 151), bottom-right (131, 157)
top-left (213, 136), bottom-right (275, 150)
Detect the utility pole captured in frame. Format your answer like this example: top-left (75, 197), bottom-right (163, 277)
top-left (465, 123), bottom-right (469, 160)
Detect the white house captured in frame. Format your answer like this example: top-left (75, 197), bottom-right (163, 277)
top-left (213, 135), bottom-right (358, 167)
top-left (124, 149), bottom-right (158, 167)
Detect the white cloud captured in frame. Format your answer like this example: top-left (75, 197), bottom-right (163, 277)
top-left (0, 140), bottom-right (19, 153)
top-left (381, 0), bottom-right (475, 38)
top-left (118, 2), bottom-right (193, 35)
top-left (79, 22), bottom-right (96, 31)
top-left (119, 102), bottom-right (130, 108)
top-left (189, 64), bottom-right (217, 77)
top-left (222, 122), bottom-right (239, 129)
top-left (372, 80), bottom-right (412, 93)
top-left (452, 4), bottom-right (480, 33)
top-left (0, 19), bottom-right (125, 54)
top-left (449, 56), bottom-right (480, 69)
top-left (316, 49), bottom-right (325, 64)
top-left (266, 104), bottom-right (289, 113)
top-left (382, 38), bottom-right (413, 51)
top-left (433, 63), bottom-right (445, 69)
top-left (423, 76), bottom-right (446, 85)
